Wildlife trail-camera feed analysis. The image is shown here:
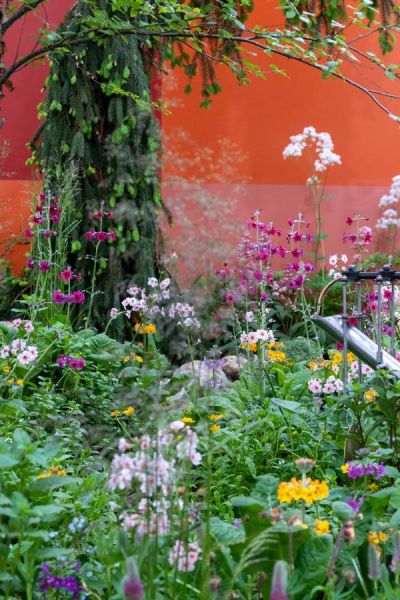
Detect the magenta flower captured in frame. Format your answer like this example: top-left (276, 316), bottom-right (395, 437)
top-left (53, 290), bottom-right (67, 304)
top-left (85, 230), bottom-right (96, 241)
top-left (44, 230), bottom-right (51, 239)
top-left (346, 497), bottom-right (363, 513)
top-left (59, 269), bottom-right (74, 282)
top-left (27, 259), bottom-right (35, 269)
top-left (57, 355), bottom-right (85, 370)
top-left (39, 261), bottom-right (50, 272)
top-left (96, 231), bottom-right (108, 242)
top-left (70, 290), bottom-right (85, 304)
top-left (25, 228), bottom-right (33, 238)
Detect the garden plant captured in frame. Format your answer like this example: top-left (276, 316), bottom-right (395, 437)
top-left (2, 1), bottom-right (400, 600)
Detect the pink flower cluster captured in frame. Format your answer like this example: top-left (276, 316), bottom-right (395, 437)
top-left (58, 269), bottom-right (81, 282)
top-left (121, 278), bottom-right (200, 330)
top-left (240, 329), bottom-right (275, 344)
top-left (308, 376), bottom-right (344, 395)
top-left (57, 355), bottom-right (85, 370)
top-left (109, 423), bottom-right (201, 539)
top-left (168, 540), bottom-right (201, 572)
top-left (216, 212), bottom-right (314, 306)
top-left (1, 339), bottom-right (38, 366)
top-left (52, 290), bottom-right (85, 305)
top-left (88, 210), bottom-right (113, 220)
top-left (10, 319), bottom-right (34, 333)
top-left (342, 215), bottom-right (372, 263)
top-left (85, 230), bottom-right (116, 242)
top-left (31, 193), bottom-right (62, 225)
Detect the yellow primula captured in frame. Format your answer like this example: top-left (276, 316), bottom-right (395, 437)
top-left (210, 424), bottom-right (221, 433)
top-left (2, 365), bottom-right (10, 373)
top-left (37, 465), bottom-right (66, 479)
top-left (364, 389), bottom-right (377, 403)
top-left (209, 414), bottom-right (224, 421)
top-left (331, 352), bottom-right (343, 366)
top-left (135, 323), bottom-right (156, 335)
top-left (277, 478), bottom-right (329, 505)
top-left (16, 379), bottom-right (24, 387)
top-left (368, 531), bottom-right (387, 546)
top-left (134, 354), bottom-right (143, 363)
top-left (314, 519), bottom-right (330, 536)
top-left (182, 416), bottom-right (195, 424)
top-left (268, 349), bottom-right (287, 363)
top-left (341, 463), bottom-right (349, 474)
top-left (124, 406), bottom-right (135, 416)
top-left (368, 483), bottom-right (379, 492)
top-left (110, 409), bottom-right (121, 417)
top-left (241, 342), bottom-right (257, 352)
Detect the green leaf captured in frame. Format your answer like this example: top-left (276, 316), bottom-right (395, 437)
top-left (210, 517), bottom-right (246, 545)
top-left (331, 501), bottom-right (355, 521)
top-left (270, 397), bottom-right (302, 412)
top-left (31, 476), bottom-right (75, 492)
top-left (0, 455), bottom-right (19, 469)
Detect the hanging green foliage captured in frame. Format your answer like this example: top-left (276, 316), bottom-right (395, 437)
top-left (33, 0), bottom-right (163, 334)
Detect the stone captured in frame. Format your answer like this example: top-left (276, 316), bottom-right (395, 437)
top-left (222, 355), bottom-right (248, 381)
top-left (172, 360), bottom-right (229, 391)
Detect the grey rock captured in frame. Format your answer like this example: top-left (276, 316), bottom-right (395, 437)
top-left (172, 360), bottom-right (229, 392)
top-left (222, 355), bottom-right (248, 381)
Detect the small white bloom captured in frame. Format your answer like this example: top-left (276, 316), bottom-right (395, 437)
top-left (160, 278), bottom-right (171, 290)
top-left (24, 321), bottom-right (34, 333)
top-left (329, 254), bottom-right (338, 267)
top-left (0, 346), bottom-right (10, 359)
top-left (170, 420), bottom-right (185, 431)
top-left (147, 277), bottom-right (158, 288)
top-left (245, 311), bottom-right (254, 323)
top-left (11, 319), bottom-right (22, 328)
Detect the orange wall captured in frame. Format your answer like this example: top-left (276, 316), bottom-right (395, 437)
top-left (161, 1), bottom-right (400, 263)
top-left (1, 0), bottom-right (400, 276)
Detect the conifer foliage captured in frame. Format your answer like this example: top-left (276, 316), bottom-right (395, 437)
top-left (35, 0), bottom-right (162, 332)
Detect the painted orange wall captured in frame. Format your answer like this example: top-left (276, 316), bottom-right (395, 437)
top-left (1, 0), bottom-right (400, 276)
top-left (161, 1), bottom-right (400, 262)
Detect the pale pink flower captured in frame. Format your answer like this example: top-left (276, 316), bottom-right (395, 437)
top-left (170, 420), bottom-right (185, 431)
top-left (245, 311), bottom-right (254, 323)
top-left (308, 378), bottom-right (322, 394)
top-left (0, 345), bottom-right (10, 359)
top-left (24, 321), bottom-right (34, 333)
top-left (11, 319), bottom-right (22, 328)
top-left (322, 382), bottom-right (336, 394)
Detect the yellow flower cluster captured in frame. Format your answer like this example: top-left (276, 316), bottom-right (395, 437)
top-left (314, 519), bottom-right (330, 536)
top-left (267, 349), bottom-right (287, 363)
top-left (241, 342), bottom-right (257, 353)
top-left (277, 478), bottom-right (329, 505)
top-left (123, 353), bottom-right (143, 364)
top-left (2, 365), bottom-right (10, 373)
top-left (7, 379), bottom-right (24, 386)
top-left (37, 465), bottom-right (66, 479)
top-left (210, 424), bottom-right (221, 433)
top-left (209, 414), bottom-right (224, 421)
top-left (268, 341), bottom-right (285, 349)
top-left (368, 531), bottom-right (387, 546)
top-left (364, 389), bottom-right (377, 403)
top-left (182, 416), bottom-right (195, 424)
top-left (341, 464), bottom-right (349, 474)
top-left (135, 323), bottom-right (157, 335)
top-left (110, 406), bottom-right (135, 417)
top-left (309, 352), bottom-right (356, 372)
top-left (308, 359), bottom-right (330, 371)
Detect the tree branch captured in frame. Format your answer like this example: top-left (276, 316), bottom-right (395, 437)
top-left (2, 0), bottom-right (47, 33)
top-left (0, 23), bottom-right (399, 121)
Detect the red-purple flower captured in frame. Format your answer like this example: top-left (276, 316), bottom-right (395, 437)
top-left (27, 258), bottom-right (35, 269)
top-left (70, 290), bottom-right (85, 304)
top-left (53, 290), bottom-right (68, 304)
top-left (59, 269), bottom-right (74, 282)
top-left (57, 355), bottom-right (85, 370)
top-left (39, 261), bottom-right (51, 272)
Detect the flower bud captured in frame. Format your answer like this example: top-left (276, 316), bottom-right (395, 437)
top-left (368, 543), bottom-right (381, 580)
top-left (123, 558), bottom-right (144, 600)
top-left (270, 560), bottom-right (289, 600)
